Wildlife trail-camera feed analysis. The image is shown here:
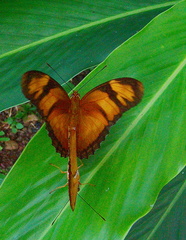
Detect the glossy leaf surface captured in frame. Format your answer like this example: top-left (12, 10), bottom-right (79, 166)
top-left (0, 1), bottom-right (185, 240)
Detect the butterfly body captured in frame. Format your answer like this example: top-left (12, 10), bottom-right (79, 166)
top-left (21, 70), bottom-right (143, 210)
top-left (67, 92), bottom-right (81, 210)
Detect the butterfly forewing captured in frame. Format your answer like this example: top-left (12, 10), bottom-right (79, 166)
top-left (77, 78), bottom-right (143, 158)
top-left (22, 71), bottom-right (70, 157)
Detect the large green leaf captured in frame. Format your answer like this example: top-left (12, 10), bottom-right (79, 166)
top-left (0, 1), bottom-right (185, 239)
top-left (126, 168), bottom-right (186, 239)
top-left (0, 0), bottom-right (177, 111)
top-left (0, 174), bottom-right (5, 185)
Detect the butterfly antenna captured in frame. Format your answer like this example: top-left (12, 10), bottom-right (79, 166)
top-left (78, 65), bottom-right (107, 91)
top-left (51, 199), bottom-right (69, 225)
top-left (78, 193), bottom-right (106, 221)
top-left (46, 63), bottom-right (73, 91)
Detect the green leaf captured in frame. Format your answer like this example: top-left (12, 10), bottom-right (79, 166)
top-left (0, 0), bottom-right (176, 111)
top-left (15, 122), bottom-right (24, 130)
top-left (15, 111), bottom-right (25, 119)
top-left (5, 117), bottom-right (13, 125)
top-left (126, 168), bottom-right (186, 239)
top-left (0, 174), bottom-right (5, 185)
top-left (0, 1), bottom-right (185, 240)
top-left (11, 127), bottom-right (17, 134)
top-left (0, 131), bottom-right (5, 136)
top-left (0, 137), bottom-right (10, 142)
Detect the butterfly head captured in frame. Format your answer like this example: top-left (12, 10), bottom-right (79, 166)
top-left (71, 91), bottom-right (81, 99)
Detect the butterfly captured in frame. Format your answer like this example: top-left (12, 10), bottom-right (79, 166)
top-left (21, 70), bottom-right (143, 210)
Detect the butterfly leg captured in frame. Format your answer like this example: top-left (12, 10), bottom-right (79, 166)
top-left (49, 163), bottom-right (68, 193)
top-left (50, 163), bottom-right (67, 174)
top-left (78, 159), bottom-right (84, 169)
top-left (80, 182), bottom-right (95, 187)
top-left (49, 182), bottom-right (68, 194)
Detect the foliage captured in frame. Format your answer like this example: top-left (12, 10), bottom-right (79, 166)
top-left (0, 131), bottom-right (10, 142)
top-left (2, 103), bottom-right (36, 133)
top-left (4, 117), bottom-right (23, 134)
top-left (0, 1), bottom-right (185, 240)
top-left (0, 131), bottom-right (10, 150)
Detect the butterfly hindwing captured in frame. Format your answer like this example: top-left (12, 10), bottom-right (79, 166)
top-left (22, 71), bottom-right (70, 157)
top-left (77, 78), bottom-right (143, 158)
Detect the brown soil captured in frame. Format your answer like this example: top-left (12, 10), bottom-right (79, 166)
top-left (0, 106), bottom-right (43, 174)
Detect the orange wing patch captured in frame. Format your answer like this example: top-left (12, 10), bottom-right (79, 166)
top-left (77, 78), bottom-right (143, 158)
top-left (22, 71), bottom-right (71, 157)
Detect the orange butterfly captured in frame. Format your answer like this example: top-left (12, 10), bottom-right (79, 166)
top-left (21, 70), bottom-right (143, 210)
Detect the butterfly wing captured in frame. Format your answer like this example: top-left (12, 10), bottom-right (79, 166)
top-left (21, 71), bottom-right (70, 157)
top-left (77, 78), bottom-right (143, 159)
